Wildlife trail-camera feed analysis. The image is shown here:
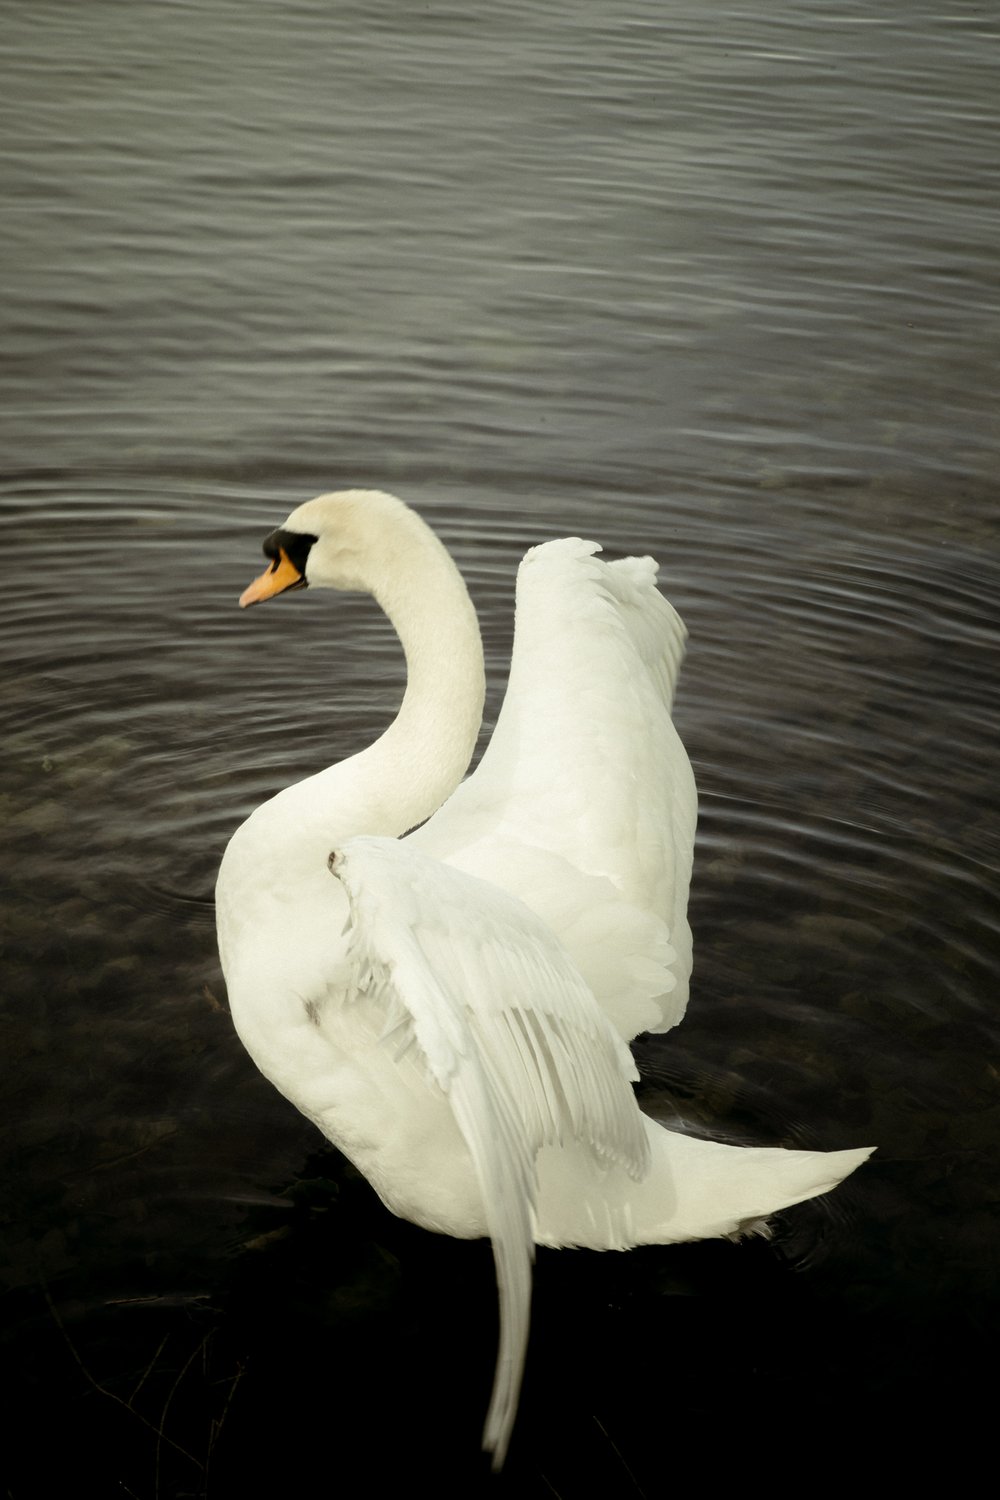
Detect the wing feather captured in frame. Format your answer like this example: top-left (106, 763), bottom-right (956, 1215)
top-left (411, 536), bottom-right (697, 1040)
top-left (329, 834), bottom-right (650, 1466)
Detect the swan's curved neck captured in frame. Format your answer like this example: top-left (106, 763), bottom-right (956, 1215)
top-left (360, 537), bottom-right (486, 833)
top-left (276, 523), bottom-right (485, 844)
top-left (217, 497), bottom-right (485, 975)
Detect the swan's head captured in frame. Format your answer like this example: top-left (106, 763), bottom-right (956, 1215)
top-left (238, 489), bottom-right (436, 608)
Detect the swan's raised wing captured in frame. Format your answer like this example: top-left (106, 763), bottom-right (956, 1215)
top-left (329, 834), bottom-right (649, 1469)
top-left (412, 538), bottom-right (698, 1040)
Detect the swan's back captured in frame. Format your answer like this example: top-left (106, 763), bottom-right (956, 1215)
top-left (412, 537), bottom-right (697, 1040)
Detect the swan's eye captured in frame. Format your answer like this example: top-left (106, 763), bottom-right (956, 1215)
top-left (262, 527), bottom-right (319, 580)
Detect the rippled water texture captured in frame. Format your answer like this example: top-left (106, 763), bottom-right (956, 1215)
top-left (3, 3), bottom-right (998, 1495)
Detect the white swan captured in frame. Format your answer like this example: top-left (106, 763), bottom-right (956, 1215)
top-left (216, 489), bottom-right (872, 1467)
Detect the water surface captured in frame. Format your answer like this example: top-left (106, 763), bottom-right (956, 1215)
top-left (3, 3), bottom-right (998, 1494)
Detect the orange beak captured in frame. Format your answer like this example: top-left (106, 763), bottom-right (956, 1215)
top-left (239, 548), bottom-right (306, 608)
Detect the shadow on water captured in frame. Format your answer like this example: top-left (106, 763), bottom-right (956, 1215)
top-left (5, 1146), bottom-right (996, 1497)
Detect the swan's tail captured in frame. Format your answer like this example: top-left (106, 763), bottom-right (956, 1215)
top-left (533, 1115), bottom-right (873, 1248)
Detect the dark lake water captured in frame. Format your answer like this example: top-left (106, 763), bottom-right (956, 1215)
top-left (3, 2), bottom-right (998, 1494)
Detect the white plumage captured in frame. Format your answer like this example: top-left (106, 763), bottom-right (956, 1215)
top-left (216, 489), bottom-right (872, 1467)
top-left (330, 835), bottom-right (651, 1454)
